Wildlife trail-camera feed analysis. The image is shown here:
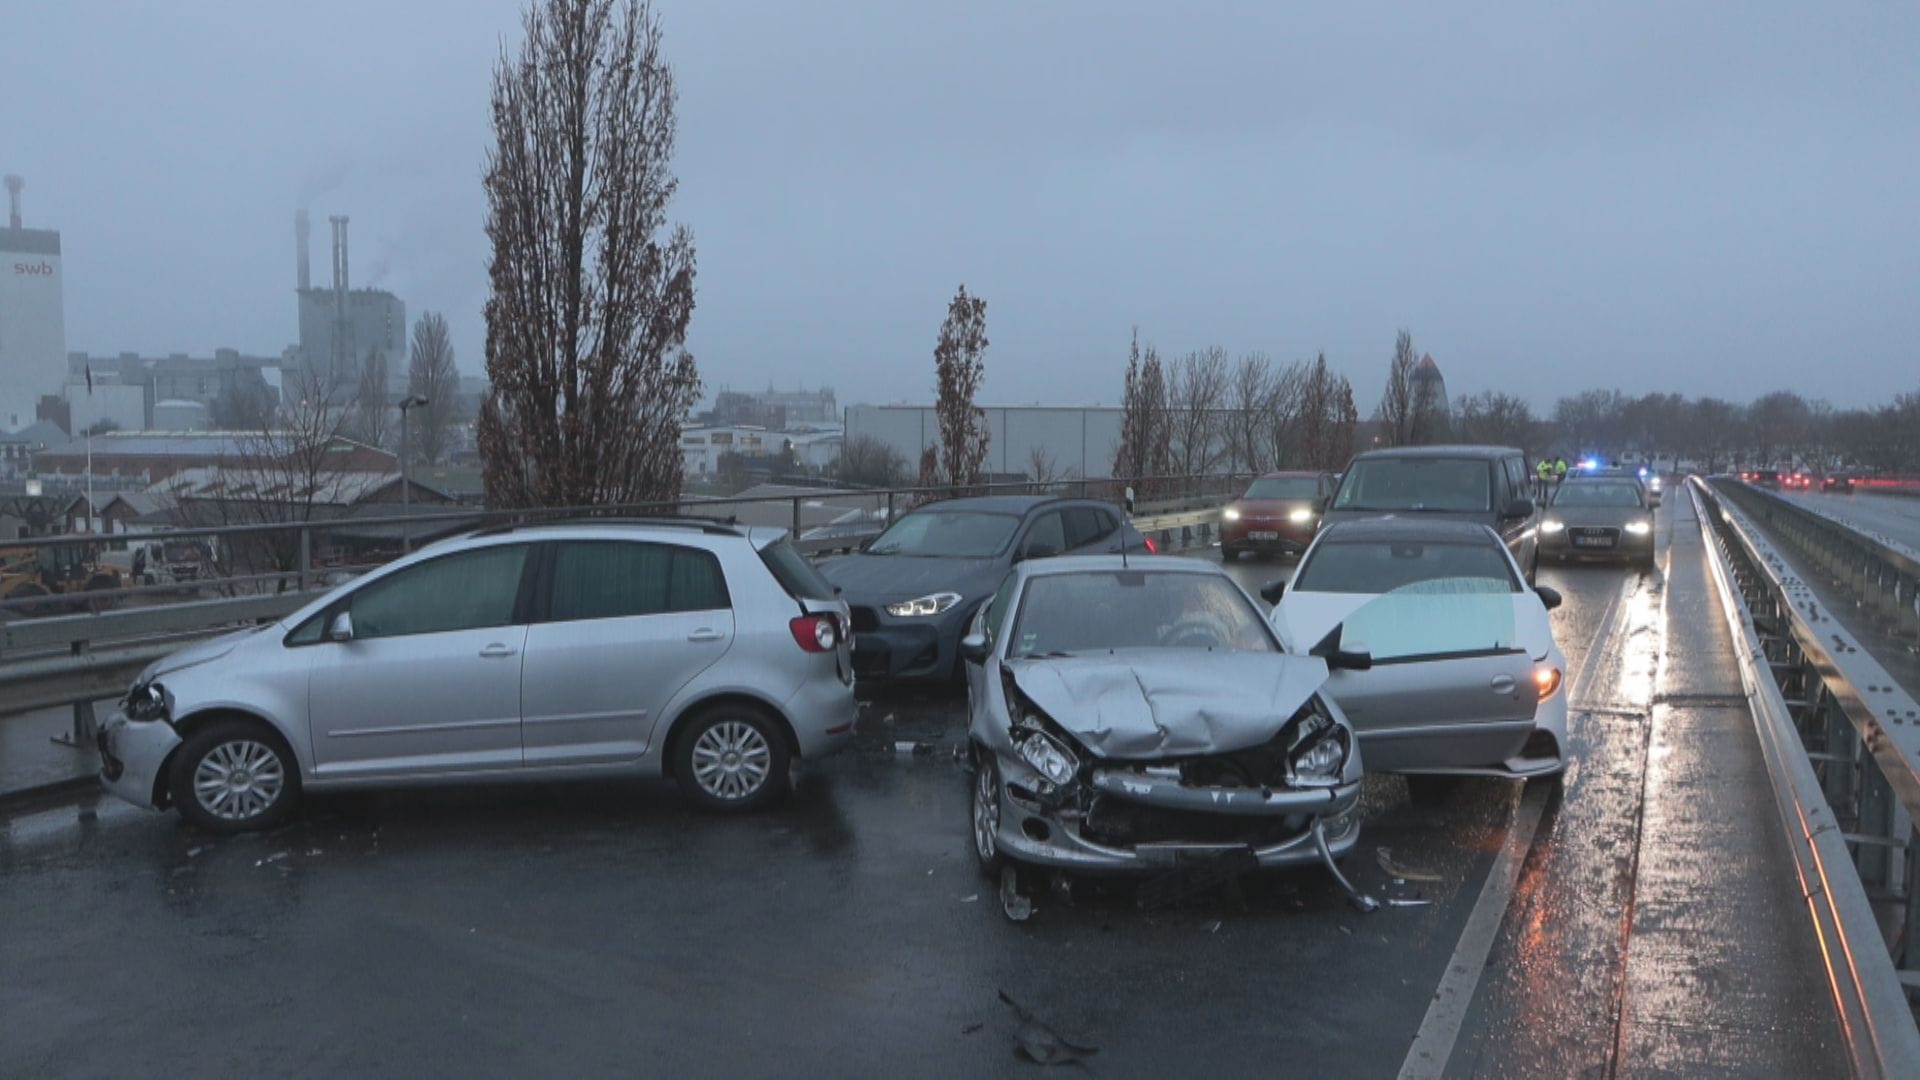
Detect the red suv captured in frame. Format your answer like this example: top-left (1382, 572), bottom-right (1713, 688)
top-left (1220, 471), bottom-right (1337, 561)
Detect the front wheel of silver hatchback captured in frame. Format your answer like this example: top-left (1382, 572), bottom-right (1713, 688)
top-left (971, 748), bottom-right (1005, 878)
top-left (674, 706), bottom-right (791, 813)
top-left (168, 719), bottom-right (301, 834)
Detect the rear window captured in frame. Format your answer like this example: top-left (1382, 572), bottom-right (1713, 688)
top-left (1295, 539), bottom-right (1518, 594)
top-left (760, 538), bottom-right (837, 601)
top-left (1333, 458), bottom-right (1494, 513)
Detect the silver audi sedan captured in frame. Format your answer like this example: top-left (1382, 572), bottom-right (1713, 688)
top-left (97, 519), bottom-right (856, 832)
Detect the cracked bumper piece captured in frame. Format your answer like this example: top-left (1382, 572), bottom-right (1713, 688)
top-left (97, 712), bottom-right (181, 810)
top-left (993, 770), bottom-right (1362, 872)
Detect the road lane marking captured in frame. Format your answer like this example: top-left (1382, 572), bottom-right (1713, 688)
top-left (1396, 570), bottom-right (1637, 1080)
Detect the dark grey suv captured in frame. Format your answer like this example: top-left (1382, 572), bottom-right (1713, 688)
top-left (819, 495), bottom-right (1148, 683)
top-left (1321, 445), bottom-right (1544, 583)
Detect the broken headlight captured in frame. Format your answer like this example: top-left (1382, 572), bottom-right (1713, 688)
top-left (1286, 700), bottom-right (1349, 786)
top-left (1015, 724), bottom-right (1080, 786)
top-left (125, 683), bottom-right (168, 722)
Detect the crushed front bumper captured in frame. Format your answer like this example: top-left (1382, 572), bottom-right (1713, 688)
top-left (97, 711), bottom-right (180, 810)
top-left (990, 766), bottom-right (1362, 872)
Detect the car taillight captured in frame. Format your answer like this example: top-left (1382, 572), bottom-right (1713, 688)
top-left (1143, 536), bottom-right (1158, 554)
top-left (1534, 666), bottom-right (1563, 701)
top-left (789, 614), bottom-right (839, 653)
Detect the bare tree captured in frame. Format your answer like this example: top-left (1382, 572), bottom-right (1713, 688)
top-left (479, 0), bottom-right (701, 509)
top-left (1263, 360), bottom-right (1310, 469)
top-left (833, 434), bottom-right (906, 488)
top-left (1453, 391), bottom-right (1537, 454)
top-left (1166, 346), bottom-right (1230, 476)
top-left (1294, 353), bottom-right (1356, 471)
top-left (407, 312), bottom-right (459, 466)
top-left (1226, 353), bottom-right (1273, 472)
top-left (348, 350), bottom-right (392, 450)
top-left (919, 285), bottom-right (990, 489)
top-left (1025, 445), bottom-right (1064, 490)
top-left (1374, 330), bottom-right (1419, 447)
top-left (1112, 329), bottom-right (1172, 494)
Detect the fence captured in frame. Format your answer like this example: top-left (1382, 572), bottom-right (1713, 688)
top-left (0, 472), bottom-right (1249, 725)
top-left (1692, 476), bottom-right (1920, 1071)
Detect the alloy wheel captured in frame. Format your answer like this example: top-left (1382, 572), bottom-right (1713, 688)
top-left (690, 720), bottom-right (773, 802)
top-left (973, 759), bottom-right (1000, 863)
top-left (192, 739), bottom-right (286, 822)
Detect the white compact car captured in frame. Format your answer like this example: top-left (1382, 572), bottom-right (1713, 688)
top-left (1264, 517), bottom-right (1568, 780)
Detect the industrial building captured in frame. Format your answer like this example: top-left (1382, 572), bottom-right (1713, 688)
top-left (66, 348), bottom-right (280, 431)
top-left (289, 211), bottom-right (406, 397)
top-left (844, 403), bottom-right (1125, 480)
top-left (710, 386), bottom-right (839, 429)
top-left (0, 175), bottom-right (67, 432)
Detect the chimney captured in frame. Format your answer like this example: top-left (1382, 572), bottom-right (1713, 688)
top-left (295, 209), bottom-right (311, 292)
top-left (4, 175), bottom-right (22, 229)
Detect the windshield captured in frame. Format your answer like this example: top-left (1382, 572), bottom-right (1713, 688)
top-left (866, 510), bottom-right (1019, 558)
top-left (162, 541), bottom-right (206, 562)
top-left (1010, 571), bottom-right (1276, 656)
top-left (1552, 482), bottom-right (1644, 509)
top-left (1333, 458), bottom-right (1493, 513)
top-left (1245, 477), bottom-right (1321, 500)
top-left (1294, 538), bottom-right (1519, 594)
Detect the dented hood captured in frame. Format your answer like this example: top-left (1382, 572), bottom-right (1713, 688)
top-left (1006, 650), bottom-right (1329, 759)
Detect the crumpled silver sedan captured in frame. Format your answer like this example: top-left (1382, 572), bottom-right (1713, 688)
top-left (960, 556), bottom-right (1371, 894)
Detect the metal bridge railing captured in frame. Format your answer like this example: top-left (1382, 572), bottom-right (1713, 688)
top-left (1691, 476), bottom-right (1920, 1073)
top-left (0, 472), bottom-right (1246, 728)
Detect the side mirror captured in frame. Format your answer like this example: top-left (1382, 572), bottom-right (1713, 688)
top-left (1503, 497), bottom-right (1535, 519)
top-left (1259, 579), bottom-right (1287, 603)
top-left (1312, 496), bottom-right (1330, 514)
top-left (1534, 586), bottom-right (1563, 612)
top-left (959, 633), bottom-right (989, 664)
top-left (1124, 485), bottom-right (1136, 515)
top-left (1307, 625), bottom-right (1370, 669)
top-left (326, 611), bottom-right (355, 642)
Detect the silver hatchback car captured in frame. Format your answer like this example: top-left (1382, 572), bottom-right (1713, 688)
top-left (98, 518), bottom-right (856, 832)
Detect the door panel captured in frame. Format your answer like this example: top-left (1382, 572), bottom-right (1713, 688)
top-left (308, 627), bottom-right (529, 778)
top-left (307, 544), bottom-right (533, 779)
top-left (518, 541), bottom-right (737, 767)
top-left (1326, 649), bottom-right (1538, 770)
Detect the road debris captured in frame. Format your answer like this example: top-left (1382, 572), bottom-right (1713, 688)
top-left (961, 1022), bottom-right (985, 1036)
top-left (1385, 898), bottom-right (1434, 909)
top-left (960, 894), bottom-right (979, 904)
top-left (1000, 865), bottom-right (1034, 922)
top-left (998, 990), bottom-right (1098, 1067)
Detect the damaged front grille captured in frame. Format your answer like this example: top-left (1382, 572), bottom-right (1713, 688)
top-left (1082, 795), bottom-right (1311, 848)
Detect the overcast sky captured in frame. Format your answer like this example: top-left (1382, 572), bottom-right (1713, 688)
top-left (8, 1), bottom-right (1916, 411)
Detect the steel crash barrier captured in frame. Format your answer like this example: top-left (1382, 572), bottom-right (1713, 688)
top-left (1691, 476), bottom-right (1920, 1075)
top-left (0, 473), bottom-right (1244, 729)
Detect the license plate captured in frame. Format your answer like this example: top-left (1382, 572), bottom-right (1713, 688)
top-left (1573, 536), bottom-right (1614, 548)
top-left (1249, 531), bottom-right (1279, 541)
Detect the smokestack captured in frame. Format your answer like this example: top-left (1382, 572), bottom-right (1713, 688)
top-left (4, 175), bottom-right (22, 229)
top-left (295, 209), bottom-right (311, 291)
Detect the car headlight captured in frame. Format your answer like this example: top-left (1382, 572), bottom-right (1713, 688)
top-left (1222, 506), bottom-right (1241, 521)
top-left (1624, 520), bottom-right (1651, 535)
top-left (125, 683), bottom-right (168, 722)
top-left (1286, 702), bottom-right (1349, 785)
top-left (1288, 508), bottom-right (1314, 524)
top-left (1648, 477), bottom-right (1663, 492)
top-left (886, 591), bottom-right (963, 618)
top-left (1540, 518), bottom-right (1565, 534)
top-left (1015, 725), bottom-right (1080, 786)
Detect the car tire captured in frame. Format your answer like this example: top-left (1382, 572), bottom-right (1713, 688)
top-left (1404, 774), bottom-right (1458, 806)
top-left (1221, 548), bottom-right (1240, 563)
top-left (673, 705), bottom-right (790, 813)
top-left (168, 718), bottom-right (301, 834)
top-left (970, 746), bottom-right (1006, 879)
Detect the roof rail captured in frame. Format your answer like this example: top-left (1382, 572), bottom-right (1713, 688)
top-left (467, 514), bottom-right (744, 540)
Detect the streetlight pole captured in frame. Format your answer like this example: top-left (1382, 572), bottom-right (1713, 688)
top-left (397, 395), bottom-right (428, 552)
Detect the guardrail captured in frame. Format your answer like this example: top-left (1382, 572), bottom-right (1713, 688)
top-left (1691, 477), bottom-right (1920, 1068)
top-left (0, 476), bottom-right (1242, 727)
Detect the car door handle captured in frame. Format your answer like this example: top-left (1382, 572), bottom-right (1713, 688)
top-left (1490, 674), bottom-right (1517, 694)
top-left (479, 644), bottom-right (519, 659)
top-left (687, 629), bottom-right (724, 643)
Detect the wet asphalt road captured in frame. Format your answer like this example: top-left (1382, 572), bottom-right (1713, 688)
top-left (1780, 488), bottom-right (1920, 551)
top-left (0, 513), bottom-right (1841, 1078)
